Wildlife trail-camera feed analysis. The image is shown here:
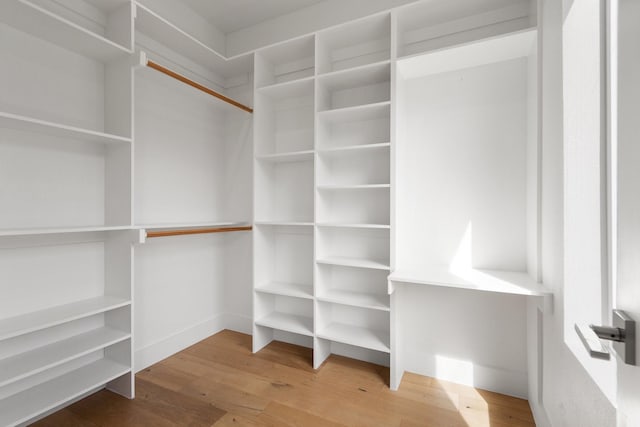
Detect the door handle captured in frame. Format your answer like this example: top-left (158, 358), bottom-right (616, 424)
top-left (575, 309), bottom-right (636, 365)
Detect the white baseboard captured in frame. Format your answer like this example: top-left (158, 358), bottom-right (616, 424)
top-left (224, 313), bottom-right (253, 335)
top-left (134, 314), bottom-right (226, 372)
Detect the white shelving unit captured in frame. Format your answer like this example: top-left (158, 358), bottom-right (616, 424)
top-left (0, 0), bottom-right (136, 421)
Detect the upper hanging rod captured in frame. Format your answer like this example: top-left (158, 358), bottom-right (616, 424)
top-left (145, 59), bottom-right (253, 114)
top-left (146, 225), bottom-right (253, 239)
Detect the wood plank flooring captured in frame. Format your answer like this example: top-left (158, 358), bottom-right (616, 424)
top-left (34, 330), bottom-right (535, 426)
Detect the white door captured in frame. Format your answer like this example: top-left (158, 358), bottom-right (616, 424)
top-left (564, 0), bottom-right (640, 425)
top-left (612, 1), bottom-right (640, 424)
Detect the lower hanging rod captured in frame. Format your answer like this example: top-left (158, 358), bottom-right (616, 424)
top-left (146, 59), bottom-right (253, 114)
top-left (146, 226), bottom-right (253, 239)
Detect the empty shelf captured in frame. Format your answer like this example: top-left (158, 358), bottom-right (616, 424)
top-left (318, 101), bottom-right (390, 124)
top-left (317, 290), bottom-right (389, 311)
top-left (317, 257), bottom-right (390, 271)
top-left (317, 323), bottom-right (390, 353)
top-left (255, 312), bottom-right (313, 337)
top-left (0, 327), bottom-right (130, 388)
top-left (0, 225), bottom-right (133, 237)
top-left (0, 358), bottom-right (130, 427)
top-left (0, 0), bottom-right (131, 62)
top-left (388, 265), bottom-right (551, 297)
top-left (255, 221), bottom-right (314, 227)
top-left (317, 184), bottom-right (390, 191)
top-left (318, 142), bottom-right (390, 155)
top-left (255, 282), bottom-right (313, 299)
top-left (0, 297), bottom-right (131, 341)
top-left (257, 77), bottom-right (315, 99)
top-left (256, 150), bottom-right (314, 163)
top-left (316, 223), bottom-right (390, 230)
top-left (0, 112), bottom-right (131, 145)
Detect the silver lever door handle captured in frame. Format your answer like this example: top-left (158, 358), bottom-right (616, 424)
top-left (575, 309), bottom-right (636, 365)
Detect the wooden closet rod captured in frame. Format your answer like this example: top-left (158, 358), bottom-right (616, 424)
top-left (146, 60), bottom-right (253, 114)
top-left (147, 225), bottom-right (253, 238)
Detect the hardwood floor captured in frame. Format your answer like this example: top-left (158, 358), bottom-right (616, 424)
top-left (34, 330), bottom-right (535, 426)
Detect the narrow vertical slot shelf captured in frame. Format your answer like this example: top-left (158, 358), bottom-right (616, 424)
top-left (317, 62), bottom-right (391, 111)
top-left (0, 0), bottom-right (133, 62)
top-left (317, 13), bottom-right (391, 74)
top-left (255, 35), bottom-right (315, 88)
top-left (396, 0), bottom-right (536, 59)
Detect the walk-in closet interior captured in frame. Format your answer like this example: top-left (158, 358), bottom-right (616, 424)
top-left (0, 0), bottom-right (567, 425)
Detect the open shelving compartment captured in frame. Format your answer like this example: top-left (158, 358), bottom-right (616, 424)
top-left (316, 264), bottom-right (389, 311)
top-left (254, 78), bottom-right (315, 157)
top-left (396, 0), bottom-right (537, 59)
top-left (317, 102), bottom-right (390, 150)
top-left (316, 13), bottom-right (391, 74)
top-left (255, 35), bottom-right (315, 88)
top-left (314, 301), bottom-right (390, 369)
top-left (0, 229), bottom-right (138, 425)
top-left (389, 26), bottom-right (549, 391)
top-left (317, 227), bottom-right (390, 271)
top-left (392, 28), bottom-right (542, 293)
top-left (317, 61), bottom-right (391, 112)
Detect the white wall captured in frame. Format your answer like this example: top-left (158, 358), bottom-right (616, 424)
top-left (133, 67), bottom-right (253, 370)
top-left (527, 0), bottom-right (616, 425)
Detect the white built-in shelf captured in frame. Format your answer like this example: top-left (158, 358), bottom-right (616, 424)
top-left (317, 184), bottom-right (390, 191)
top-left (0, 112), bottom-right (131, 145)
top-left (317, 61), bottom-right (391, 112)
top-left (139, 221), bottom-right (248, 231)
top-left (0, 327), bottom-right (130, 388)
top-left (0, 296), bottom-right (131, 341)
top-left (0, 0), bottom-right (131, 62)
top-left (397, 28), bottom-right (537, 78)
top-left (255, 221), bottom-right (314, 227)
top-left (255, 282), bottom-right (313, 300)
top-left (255, 312), bottom-right (313, 337)
top-left (317, 290), bottom-right (389, 311)
top-left (0, 226), bottom-right (133, 238)
top-left (257, 76), bottom-right (315, 99)
top-left (317, 322), bottom-right (390, 353)
top-left (135, 3), bottom-right (252, 77)
top-left (388, 265), bottom-right (551, 297)
top-left (318, 60), bottom-right (391, 80)
top-left (255, 150), bottom-right (314, 163)
top-left (316, 223), bottom-right (390, 230)
top-left (0, 358), bottom-right (130, 427)
top-left (318, 101), bottom-right (391, 124)
top-left (317, 256), bottom-right (390, 271)
top-left (318, 142), bottom-right (390, 155)
top-left (255, 35), bottom-right (315, 88)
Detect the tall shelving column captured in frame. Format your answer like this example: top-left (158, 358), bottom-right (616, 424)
top-left (0, 1), bottom-right (136, 425)
top-left (313, 13), bottom-right (393, 369)
top-left (253, 36), bottom-right (317, 355)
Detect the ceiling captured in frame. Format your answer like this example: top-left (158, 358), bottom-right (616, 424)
top-left (180, 0), bottom-right (327, 34)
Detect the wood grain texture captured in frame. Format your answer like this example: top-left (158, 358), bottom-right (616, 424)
top-left (34, 330), bottom-right (535, 427)
top-left (146, 226), bottom-right (252, 238)
top-left (147, 61), bottom-right (254, 113)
